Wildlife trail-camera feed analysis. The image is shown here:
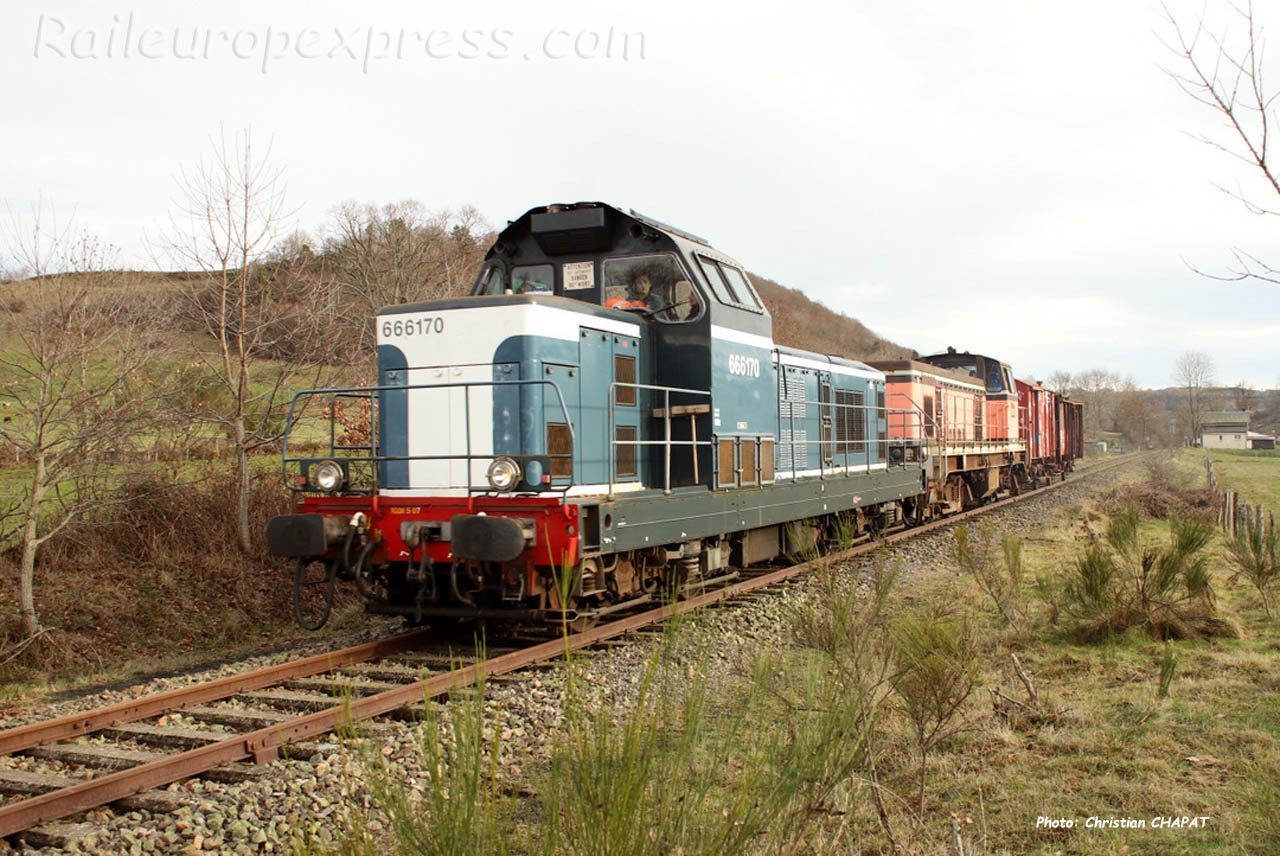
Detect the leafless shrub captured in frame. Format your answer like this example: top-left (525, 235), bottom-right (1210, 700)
top-left (887, 603), bottom-right (981, 817)
top-left (954, 522), bottom-right (1028, 630)
top-left (1, 467), bottom-right (302, 676)
top-left (1, 204), bottom-right (165, 641)
top-left (989, 653), bottom-right (1065, 731)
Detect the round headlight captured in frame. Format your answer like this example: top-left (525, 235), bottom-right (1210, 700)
top-left (311, 460), bottom-right (344, 492)
top-left (487, 457), bottom-right (521, 492)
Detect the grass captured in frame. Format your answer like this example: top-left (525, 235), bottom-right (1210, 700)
top-left (938, 456), bottom-right (1280, 853)
top-left (1205, 448), bottom-right (1280, 512)
top-left (343, 454), bottom-right (1280, 854)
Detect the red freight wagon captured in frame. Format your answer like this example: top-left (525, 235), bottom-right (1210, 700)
top-left (1015, 378), bottom-right (1082, 481)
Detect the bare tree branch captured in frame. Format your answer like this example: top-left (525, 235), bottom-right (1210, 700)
top-left (156, 127), bottom-right (340, 552)
top-left (1, 203), bottom-right (161, 637)
top-left (1162, 0), bottom-right (1280, 284)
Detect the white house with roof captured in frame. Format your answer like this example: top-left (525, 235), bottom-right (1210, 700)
top-left (1201, 411), bottom-right (1276, 450)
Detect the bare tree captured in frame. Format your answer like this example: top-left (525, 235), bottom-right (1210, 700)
top-left (1046, 369), bottom-right (1074, 394)
top-left (1163, 0), bottom-right (1280, 284)
top-left (1174, 350), bottom-right (1217, 443)
top-left (324, 201), bottom-right (491, 352)
top-left (1113, 378), bottom-right (1159, 449)
top-left (0, 206), bottom-right (157, 640)
top-left (161, 128), bottom-right (337, 553)
top-left (1070, 367), bottom-right (1121, 439)
top-left (1264, 382), bottom-right (1280, 435)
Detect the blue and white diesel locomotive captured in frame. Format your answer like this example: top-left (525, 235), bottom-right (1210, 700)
top-left (268, 202), bottom-right (929, 627)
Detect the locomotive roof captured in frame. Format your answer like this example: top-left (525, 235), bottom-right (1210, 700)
top-left (476, 201), bottom-right (773, 337)
top-left (497, 201), bottom-right (713, 244)
top-left (919, 348), bottom-right (1009, 369)
top-left (867, 358), bottom-right (986, 389)
top-left (776, 345), bottom-right (879, 377)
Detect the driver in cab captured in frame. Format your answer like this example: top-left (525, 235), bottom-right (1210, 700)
top-left (606, 271), bottom-right (667, 312)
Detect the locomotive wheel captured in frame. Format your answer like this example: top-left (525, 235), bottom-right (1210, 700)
top-left (293, 558), bottom-right (337, 631)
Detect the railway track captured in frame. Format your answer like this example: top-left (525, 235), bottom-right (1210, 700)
top-left (0, 457), bottom-right (1132, 846)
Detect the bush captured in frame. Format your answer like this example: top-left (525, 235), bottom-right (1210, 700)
top-left (0, 465), bottom-right (307, 678)
top-left (1100, 455), bottom-right (1217, 521)
top-left (1062, 508), bottom-right (1237, 642)
top-left (887, 605), bottom-right (980, 816)
top-left (954, 523), bottom-right (1027, 629)
top-left (1225, 514), bottom-right (1280, 617)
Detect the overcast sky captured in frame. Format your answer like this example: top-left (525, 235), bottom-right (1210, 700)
top-left (3, 0), bottom-right (1277, 389)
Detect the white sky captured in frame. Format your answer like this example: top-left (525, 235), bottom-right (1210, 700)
top-left (3, 0), bottom-right (1277, 389)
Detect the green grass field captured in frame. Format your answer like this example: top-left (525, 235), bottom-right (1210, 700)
top-left (1206, 449), bottom-right (1280, 512)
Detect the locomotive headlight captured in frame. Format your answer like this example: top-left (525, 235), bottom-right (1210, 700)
top-left (487, 457), bottom-right (522, 492)
top-left (311, 459), bottom-right (345, 493)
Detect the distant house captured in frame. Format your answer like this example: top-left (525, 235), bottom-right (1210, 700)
top-left (1201, 411), bottom-right (1252, 450)
top-left (1249, 432), bottom-right (1276, 451)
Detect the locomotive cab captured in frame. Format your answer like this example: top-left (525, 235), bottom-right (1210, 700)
top-left (919, 347), bottom-right (1019, 442)
top-left (464, 203), bottom-right (778, 492)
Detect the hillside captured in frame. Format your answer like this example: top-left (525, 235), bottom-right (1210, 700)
top-left (749, 272), bottom-right (914, 363)
top-left (1, 267), bottom-right (914, 367)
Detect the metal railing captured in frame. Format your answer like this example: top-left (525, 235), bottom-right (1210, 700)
top-left (607, 381), bottom-right (714, 499)
top-left (283, 377), bottom-right (1028, 499)
top-left (885, 392), bottom-right (1024, 455)
top-left (281, 379), bottom-right (576, 495)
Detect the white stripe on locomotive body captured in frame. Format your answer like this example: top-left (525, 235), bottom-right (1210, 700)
top-left (710, 325), bottom-right (773, 350)
top-left (775, 463), bottom-right (890, 479)
top-left (377, 302), bottom-right (640, 493)
top-left (380, 303), bottom-right (640, 362)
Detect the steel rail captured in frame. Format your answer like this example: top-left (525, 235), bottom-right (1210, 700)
top-left (0, 628), bottom-right (435, 757)
top-left (0, 456), bottom-right (1130, 838)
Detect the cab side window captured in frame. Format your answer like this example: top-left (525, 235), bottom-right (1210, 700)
top-left (475, 264), bottom-right (506, 295)
top-left (697, 256), bottom-right (764, 313)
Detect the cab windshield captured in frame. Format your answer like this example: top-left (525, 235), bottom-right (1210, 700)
top-left (601, 254), bottom-right (701, 322)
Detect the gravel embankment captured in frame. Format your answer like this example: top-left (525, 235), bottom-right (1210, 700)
top-left (0, 457), bottom-right (1140, 854)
